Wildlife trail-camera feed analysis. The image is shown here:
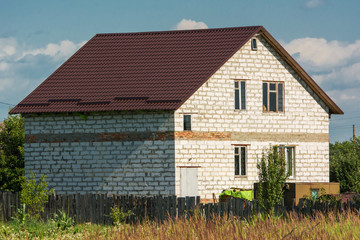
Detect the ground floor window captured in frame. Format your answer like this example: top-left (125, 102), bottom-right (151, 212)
top-left (276, 146), bottom-right (295, 177)
top-left (235, 146), bottom-right (246, 176)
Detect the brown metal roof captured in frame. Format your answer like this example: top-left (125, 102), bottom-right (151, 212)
top-left (10, 26), bottom-right (343, 115)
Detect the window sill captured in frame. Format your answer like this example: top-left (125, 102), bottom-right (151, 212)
top-left (262, 111), bottom-right (285, 115)
top-left (235, 175), bottom-right (248, 178)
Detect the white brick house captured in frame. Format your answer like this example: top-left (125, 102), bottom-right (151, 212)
top-left (11, 26), bottom-right (343, 200)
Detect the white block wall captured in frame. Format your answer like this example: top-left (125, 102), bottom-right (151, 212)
top-left (174, 35), bottom-right (330, 199)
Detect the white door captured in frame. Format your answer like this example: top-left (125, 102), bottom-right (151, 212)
top-left (180, 168), bottom-right (198, 197)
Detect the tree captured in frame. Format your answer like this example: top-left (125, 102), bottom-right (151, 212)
top-left (330, 137), bottom-right (360, 193)
top-left (256, 147), bottom-right (289, 214)
top-left (0, 114), bottom-right (25, 192)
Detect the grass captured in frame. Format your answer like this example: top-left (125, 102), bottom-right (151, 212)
top-left (1, 211), bottom-right (360, 239)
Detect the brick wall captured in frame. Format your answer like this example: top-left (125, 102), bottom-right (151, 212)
top-left (24, 112), bottom-right (176, 195)
top-left (174, 35), bottom-right (330, 199)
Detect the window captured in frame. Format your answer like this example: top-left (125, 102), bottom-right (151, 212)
top-left (234, 80), bottom-right (246, 110)
top-left (276, 146), bottom-right (295, 177)
top-left (235, 146), bottom-right (246, 176)
top-left (263, 82), bottom-right (283, 112)
top-left (183, 115), bottom-right (191, 131)
top-left (251, 38), bottom-right (257, 51)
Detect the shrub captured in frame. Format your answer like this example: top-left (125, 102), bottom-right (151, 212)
top-left (11, 203), bottom-right (27, 226)
top-left (52, 210), bottom-right (74, 230)
top-left (20, 172), bottom-right (54, 219)
top-left (109, 207), bottom-right (134, 225)
top-left (256, 147), bottom-right (289, 214)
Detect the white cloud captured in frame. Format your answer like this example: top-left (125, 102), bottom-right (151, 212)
top-left (305, 0), bottom-right (324, 8)
top-left (19, 40), bottom-right (87, 61)
top-left (0, 38), bottom-right (17, 60)
top-left (0, 37), bottom-right (86, 120)
top-left (175, 19), bottom-right (208, 30)
top-left (284, 38), bottom-right (360, 71)
top-left (312, 62), bottom-right (360, 87)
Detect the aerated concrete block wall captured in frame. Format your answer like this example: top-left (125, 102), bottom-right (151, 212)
top-left (174, 36), bottom-right (330, 199)
top-left (24, 111), bottom-right (176, 195)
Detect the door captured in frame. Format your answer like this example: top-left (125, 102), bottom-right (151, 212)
top-left (180, 167), bottom-right (199, 197)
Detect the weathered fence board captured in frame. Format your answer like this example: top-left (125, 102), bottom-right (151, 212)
top-left (1, 192), bottom-right (359, 224)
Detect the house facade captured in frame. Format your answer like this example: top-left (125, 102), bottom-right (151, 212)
top-left (11, 26), bottom-right (343, 200)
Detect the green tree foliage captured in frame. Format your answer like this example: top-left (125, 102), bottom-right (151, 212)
top-left (20, 172), bottom-right (54, 219)
top-left (0, 114), bottom-right (25, 192)
top-left (330, 137), bottom-right (360, 193)
top-left (256, 147), bottom-right (289, 213)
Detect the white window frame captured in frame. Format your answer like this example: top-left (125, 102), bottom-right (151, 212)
top-left (277, 146), bottom-right (295, 178)
top-left (183, 114), bottom-right (191, 131)
top-left (263, 81), bottom-right (284, 112)
top-left (234, 80), bottom-right (246, 110)
top-left (234, 146), bottom-right (247, 176)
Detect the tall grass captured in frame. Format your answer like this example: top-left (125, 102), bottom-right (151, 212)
top-left (1, 210), bottom-right (360, 239)
top-left (84, 211), bottom-right (360, 240)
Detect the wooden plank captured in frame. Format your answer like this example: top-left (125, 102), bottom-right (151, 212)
top-left (0, 192), bottom-right (3, 222)
top-left (196, 196), bottom-right (201, 206)
top-left (230, 198), bottom-right (235, 216)
top-left (219, 201), bottom-right (225, 218)
top-left (305, 199), bottom-right (311, 215)
top-left (6, 192), bottom-right (11, 221)
top-left (98, 194), bottom-right (104, 224)
top-left (80, 194), bottom-right (86, 223)
top-left (178, 197), bottom-right (185, 218)
top-left (156, 196), bottom-right (162, 222)
top-left (2, 192), bottom-right (7, 221)
top-left (213, 201), bottom-right (219, 216)
top-left (170, 195), bottom-right (177, 220)
top-left (244, 200), bottom-right (251, 220)
top-left (95, 194), bottom-right (99, 224)
top-left (74, 193), bottom-right (80, 224)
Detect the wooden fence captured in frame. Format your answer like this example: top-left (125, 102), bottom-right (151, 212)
top-left (1, 192), bottom-right (359, 224)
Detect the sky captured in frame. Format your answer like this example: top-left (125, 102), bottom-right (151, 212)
top-left (0, 0), bottom-right (359, 143)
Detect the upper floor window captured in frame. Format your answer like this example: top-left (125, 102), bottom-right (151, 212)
top-left (235, 80), bottom-right (246, 110)
top-left (263, 82), bottom-right (283, 112)
top-left (235, 146), bottom-right (246, 176)
top-left (276, 146), bottom-right (295, 178)
top-left (251, 38), bottom-right (257, 51)
top-left (183, 115), bottom-right (191, 131)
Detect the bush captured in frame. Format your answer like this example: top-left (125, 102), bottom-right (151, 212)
top-left (256, 147), bottom-right (289, 214)
top-left (20, 172), bottom-right (54, 219)
top-left (330, 138), bottom-right (360, 193)
top-left (11, 203), bottom-right (27, 226)
top-left (52, 210), bottom-right (74, 230)
top-left (109, 207), bottom-right (134, 225)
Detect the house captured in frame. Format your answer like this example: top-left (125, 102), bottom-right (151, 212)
top-left (10, 26), bottom-right (343, 201)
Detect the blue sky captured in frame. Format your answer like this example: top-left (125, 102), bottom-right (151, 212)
top-left (1, 0), bottom-right (359, 142)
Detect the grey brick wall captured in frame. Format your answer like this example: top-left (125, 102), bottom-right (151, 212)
top-left (25, 111), bottom-right (176, 195)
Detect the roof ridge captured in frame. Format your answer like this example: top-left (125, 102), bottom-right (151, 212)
top-left (95, 26), bottom-right (263, 37)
